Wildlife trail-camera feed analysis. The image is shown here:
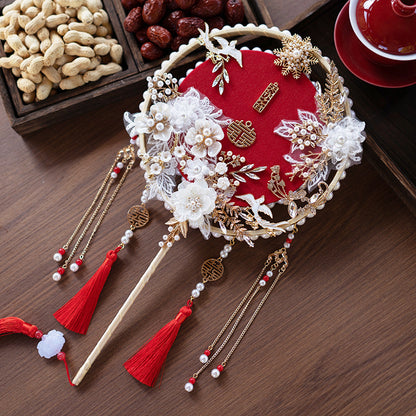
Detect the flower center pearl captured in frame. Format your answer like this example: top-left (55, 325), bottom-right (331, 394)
top-left (205, 138), bottom-right (213, 147)
top-left (202, 128), bottom-right (211, 136)
top-left (186, 196), bottom-right (202, 212)
top-left (156, 122), bottom-right (165, 131)
top-left (195, 134), bottom-right (204, 144)
top-left (147, 119), bottom-right (155, 127)
top-left (155, 112), bottom-right (163, 121)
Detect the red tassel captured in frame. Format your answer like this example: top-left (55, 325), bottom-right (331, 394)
top-left (124, 303), bottom-right (193, 387)
top-left (0, 317), bottom-right (43, 338)
top-left (54, 247), bottom-right (121, 335)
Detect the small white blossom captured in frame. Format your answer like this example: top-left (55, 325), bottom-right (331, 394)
top-left (323, 116), bottom-right (365, 169)
top-left (133, 102), bottom-right (172, 142)
top-left (185, 119), bottom-right (224, 158)
top-left (183, 158), bottom-right (211, 181)
top-left (150, 163), bottom-right (162, 175)
top-left (216, 176), bottom-right (230, 190)
top-left (160, 151), bottom-right (172, 163)
top-left (215, 162), bottom-right (228, 175)
top-left (173, 145), bottom-right (186, 158)
top-left (170, 179), bottom-right (217, 229)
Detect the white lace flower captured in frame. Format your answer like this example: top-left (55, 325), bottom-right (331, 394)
top-left (183, 158), bottom-right (211, 181)
top-left (173, 145), bottom-right (186, 158)
top-left (323, 116), bottom-right (365, 169)
top-left (160, 151), bottom-right (172, 163)
top-left (149, 163), bottom-right (162, 175)
top-left (217, 176), bottom-right (230, 190)
top-left (133, 102), bottom-right (172, 142)
top-left (170, 179), bottom-right (217, 228)
top-left (215, 162), bottom-right (228, 175)
top-left (185, 119), bottom-right (224, 158)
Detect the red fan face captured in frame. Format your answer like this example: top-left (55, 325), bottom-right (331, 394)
top-left (178, 50), bottom-right (318, 205)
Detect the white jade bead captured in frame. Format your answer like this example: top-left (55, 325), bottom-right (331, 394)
top-left (211, 368), bottom-right (220, 378)
top-left (53, 253), bottom-right (62, 262)
top-left (52, 272), bottom-right (61, 281)
top-left (259, 279), bottom-right (266, 286)
top-left (184, 382), bottom-right (194, 392)
top-left (125, 229), bottom-right (134, 238)
top-left (70, 263), bottom-right (79, 272)
top-left (196, 282), bottom-right (205, 291)
top-left (266, 270), bottom-right (273, 277)
top-left (191, 289), bottom-right (200, 298)
top-left (199, 354), bottom-right (209, 363)
top-left (121, 236), bottom-right (129, 244)
top-left (111, 172), bottom-right (117, 179)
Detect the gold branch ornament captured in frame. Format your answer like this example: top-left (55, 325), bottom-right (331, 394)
top-left (72, 24), bottom-right (364, 386)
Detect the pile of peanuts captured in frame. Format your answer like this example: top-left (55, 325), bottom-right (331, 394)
top-left (0, 0), bottom-right (123, 103)
top-left (122, 0), bottom-right (245, 61)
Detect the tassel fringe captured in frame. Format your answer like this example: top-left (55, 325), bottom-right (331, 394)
top-left (54, 248), bottom-right (121, 335)
top-left (0, 317), bottom-right (42, 338)
top-left (124, 304), bottom-right (193, 387)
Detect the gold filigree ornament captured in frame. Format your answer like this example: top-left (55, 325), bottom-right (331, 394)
top-left (227, 120), bottom-right (256, 148)
top-left (253, 82), bottom-right (280, 113)
top-left (273, 34), bottom-right (320, 79)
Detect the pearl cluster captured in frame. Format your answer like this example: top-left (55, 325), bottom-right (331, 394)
top-left (121, 229), bottom-right (134, 245)
top-left (158, 226), bottom-right (181, 248)
top-left (191, 282), bottom-right (205, 299)
top-left (146, 73), bottom-right (178, 102)
top-left (111, 161), bottom-right (124, 179)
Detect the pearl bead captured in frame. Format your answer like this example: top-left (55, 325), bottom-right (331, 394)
top-left (121, 236), bottom-right (129, 244)
top-left (117, 162), bottom-right (124, 169)
top-left (53, 253), bottom-right (62, 262)
top-left (224, 244), bottom-right (232, 252)
top-left (156, 122), bottom-right (164, 131)
top-left (211, 368), bottom-right (220, 378)
top-left (288, 233), bottom-right (295, 239)
top-left (155, 112), bottom-right (163, 121)
top-left (184, 382), bottom-right (194, 392)
top-left (174, 235), bottom-right (180, 241)
top-left (220, 251), bottom-right (228, 258)
top-left (111, 172), bottom-right (117, 179)
top-left (259, 279), bottom-right (266, 286)
top-left (266, 270), bottom-right (273, 277)
top-left (199, 353), bottom-right (208, 363)
top-left (196, 282), bottom-right (205, 291)
top-left (158, 241), bottom-right (163, 247)
top-left (284, 242), bottom-right (291, 248)
top-left (191, 289), bottom-right (200, 298)
top-left (167, 242), bottom-right (173, 247)
top-left (69, 263), bottom-right (79, 272)
top-left (163, 234), bottom-right (168, 240)
top-left (125, 229), bottom-right (133, 238)
top-left (52, 272), bottom-right (61, 281)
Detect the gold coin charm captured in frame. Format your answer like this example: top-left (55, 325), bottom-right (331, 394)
top-left (227, 120), bottom-right (256, 148)
top-left (201, 258), bottom-right (225, 283)
top-left (127, 205), bottom-right (150, 229)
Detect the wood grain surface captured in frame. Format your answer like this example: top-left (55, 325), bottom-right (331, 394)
top-left (1, 2), bottom-right (416, 416)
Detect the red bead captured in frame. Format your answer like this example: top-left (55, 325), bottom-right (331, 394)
top-left (34, 330), bottom-right (43, 339)
top-left (132, 135), bottom-right (138, 141)
top-left (57, 267), bottom-right (65, 275)
top-left (76, 258), bottom-right (83, 266)
top-left (263, 275), bottom-right (269, 282)
top-left (114, 167), bottom-right (121, 174)
top-left (189, 377), bottom-right (196, 384)
top-left (58, 248), bottom-right (66, 255)
top-left (286, 238), bottom-right (292, 244)
top-left (57, 352), bottom-right (65, 361)
top-left (217, 365), bottom-right (224, 372)
top-left (204, 349), bottom-right (211, 356)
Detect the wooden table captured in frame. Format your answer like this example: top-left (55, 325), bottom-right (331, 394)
top-left (1, 1), bottom-right (415, 415)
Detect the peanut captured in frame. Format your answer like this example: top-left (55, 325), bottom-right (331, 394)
top-left (65, 42), bottom-right (94, 57)
top-left (54, 53), bottom-right (74, 65)
top-left (7, 33), bottom-right (30, 57)
top-left (92, 11), bottom-right (103, 26)
top-left (3, 41), bottom-right (13, 53)
top-left (25, 6), bottom-right (40, 18)
top-left (56, 23), bottom-right (68, 36)
top-left (62, 56), bottom-right (90, 76)
top-left (93, 42), bottom-right (110, 55)
top-left (25, 12), bottom-right (46, 34)
top-left (3, 1), bottom-right (22, 15)
top-left (12, 66), bottom-right (21, 76)
top-left (110, 44), bottom-right (122, 64)
top-left (22, 91), bottom-right (35, 103)
top-left (68, 21), bottom-right (96, 34)
top-left (85, 0), bottom-right (103, 13)
top-left (24, 34), bottom-right (40, 53)
top-left (0, 53), bottom-right (23, 68)
top-left (92, 36), bottom-right (116, 45)
top-left (36, 75), bottom-right (52, 100)
top-left (95, 25), bottom-right (107, 36)
top-left (63, 30), bottom-right (94, 45)
top-left (21, 70), bottom-right (42, 83)
top-left (18, 14), bottom-right (30, 29)
top-left (56, 0), bottom-right (83, 8)
top-left (36, 26), bottom-right (49, 40)
top-left (17, 77), bottom-right (36, 92)
top-left (41, 0), bottom-right (54, 17)
top-left (46, 13), bottom-right (69, 28)
top-left (33, 0), bottom-right (44, 8)
top-left (64, 7), bottom-right (77, 17)
top-left (20, 0), bottom-right (34, 12)
top-left (59, 74), bottom-right (84, 89)
top-left (77, 6), bottom-right (93, 24)
top-left (27, 55), bottom-right (44, 73)
top-left (83, 62), bottom-right (121, 82)
top-left (40, 37), bottom-right (51, 53)
top-left (41, 65), bottom-right (61, 82)
top-left (43, 39), bottom-right (64, 66)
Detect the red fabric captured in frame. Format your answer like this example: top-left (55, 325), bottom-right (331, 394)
top-left (178, 50), bottom-right (318, 205)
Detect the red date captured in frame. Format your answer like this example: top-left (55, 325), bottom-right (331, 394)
top-left (190, 0), bottom-right (223, 18)
top-left (175, 0), bottom-right (196, 9)
top-left (162, 10), bottom-right (185, 34)
top-left (207, 15), bottom-right (225, 30)
top-left (121, 0), bottom-right (142, 11)
top-left (225, 0), bottom-right (244, 25)
top-left (166, 0), bottom-right (178, 10)
top-left (142, 0), bottom-right (166, 25)
top-left (147, 25), bottom-right (172, 48)
top-left (177, 17), bottom-right (204, 37)
top-left (124, 7), bottom-right (143, 32)
top-left (171, 35), bottom-right (189, 50)
top-left (135, 27), bottom-right (149, 43)
top-left (141, 41), bottom-right (164, 60)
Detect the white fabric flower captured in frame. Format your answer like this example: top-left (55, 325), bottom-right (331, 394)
top-left (160, 151), bottom-right (172, 163)
top-left (217, 176), bottom-right (230, 190)
top-left (185, 119), bottom-right (224, 158)
top-left (183, 158), bottom-right (211, 181)
top-left (37, 330), bottom-right (65, 359)
top-left (215, 162), bottom-right (228, 175)
top-left (323, 116), bottom-right (365, 169)
top-left (173, 145), bottom-right (186, 158)
top-left (150, 163), bottom-right (162, 175)
top-left (133, 102), bottom-right (172, 142)
top-left (170, 179), bottom-right (217, 228)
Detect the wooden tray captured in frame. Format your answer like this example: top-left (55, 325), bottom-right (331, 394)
top-left (0, 0), bottom-right (272, 135)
